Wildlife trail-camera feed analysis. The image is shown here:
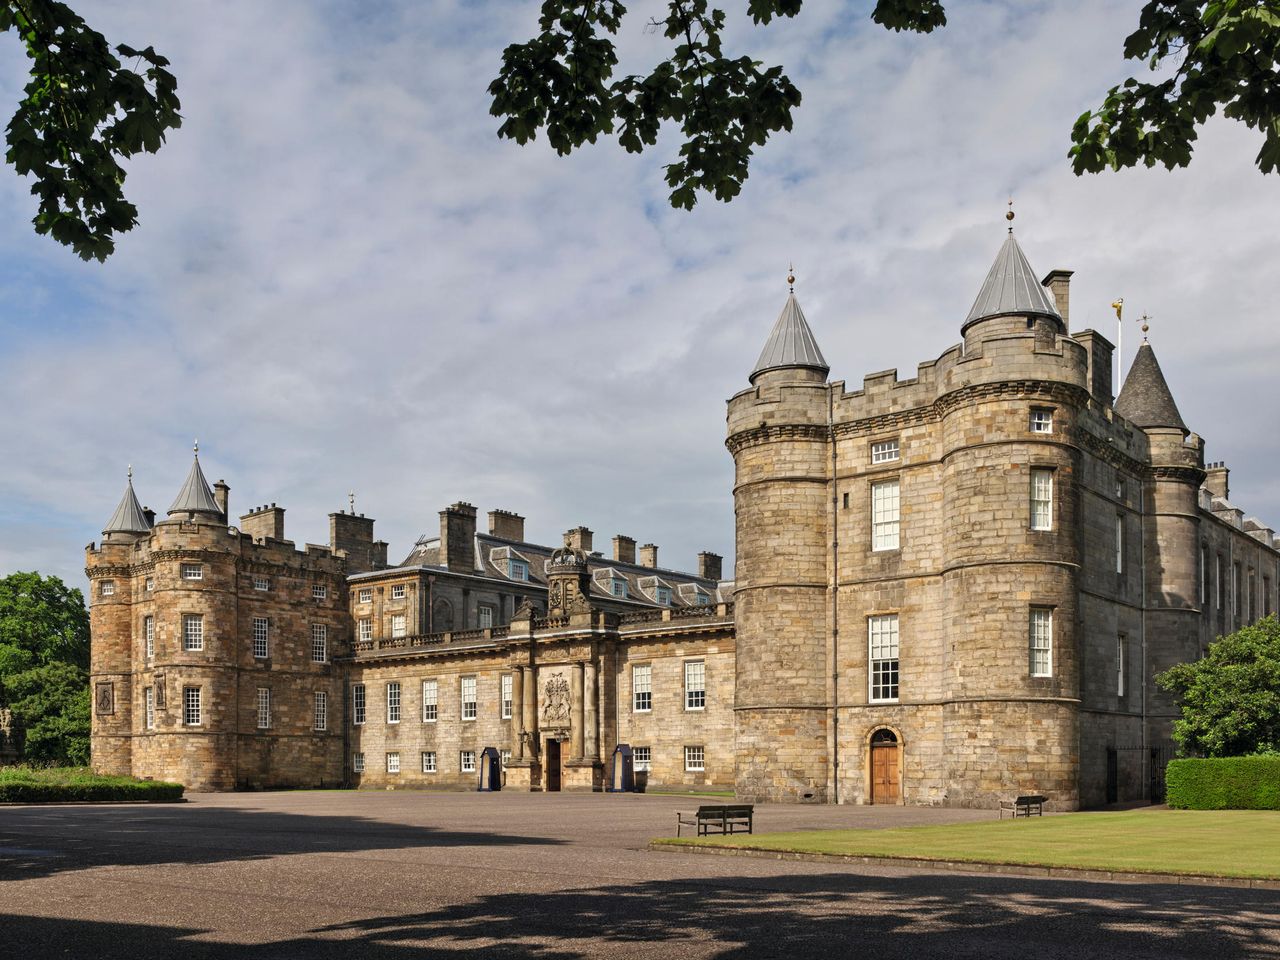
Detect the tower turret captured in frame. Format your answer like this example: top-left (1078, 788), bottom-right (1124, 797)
top-left (962, 231), bottom-right (1063, 351)
top-left (727, 276), bottom-right (832, 802)
top-left (167, 443), bottom-right (223, 520)
top-left (102, 467), bottom-right (152, 543)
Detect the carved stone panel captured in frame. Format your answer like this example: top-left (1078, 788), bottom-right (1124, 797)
top-left (94, 681), bottom-right (115, 716)
top-left (542, 673), bottom-right (571, 729)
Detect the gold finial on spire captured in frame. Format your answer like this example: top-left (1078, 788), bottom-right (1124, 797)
top-left (1140, 313), bottom-right (1151, 341)
top-left (1006, 196), bottom-right (1015, 233)
top-left (787, 263), bottom-right (795, 293)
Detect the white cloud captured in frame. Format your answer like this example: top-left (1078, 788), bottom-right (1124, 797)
top-left (1, 0), bottom-right (1278, 586)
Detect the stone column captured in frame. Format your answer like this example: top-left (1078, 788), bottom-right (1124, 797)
top-left (584, 659), bottom-right (599, 761)
top-left (512, 667), bottom-right (525, 760)
top-left (570, 661), bottom-right (585, 760)
top-left (522, 665), bottom-right (537, 757)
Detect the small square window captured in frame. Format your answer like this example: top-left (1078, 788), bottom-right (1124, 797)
top-left (684, 745), bottom-right (705, 772)
top-left (633, 746), bottom-right (651, 771)
top-left (1030, 409), bottom-right (1054, 434)
top-left (422, 751), bottom-right (437, 773)
top-left (386, 752), bottom-right (400, 774)
top-left (871, 439), bottom-right (900, 464)
top-left (610, 579), bottom-right (628, 598)
top-left (391, 584), bottom-right (406, 600)
top-left (358, 588), bottom-right (372, 603)
top-left (353, 752), bottom-right (365, 774)
top-left (312, 583), bottom-right (327, 600)
top-left (655, 586), bottom-right (672, 606)
top-left (181, 564), bottom-right (203, 580)
top-left (461, 750), bottom-right (477, 773)
top-left (253, 575), bottom-right (270, 592)
top-left (508, 559), bottom-right (529, 582)
top-left (100, 580), bottom-right (115, 596)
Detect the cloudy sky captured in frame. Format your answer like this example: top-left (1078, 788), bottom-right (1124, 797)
top-left (2, 1), bottom-right (1278, 589)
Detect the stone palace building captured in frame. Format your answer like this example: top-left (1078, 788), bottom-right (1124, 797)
top-left (87, 227), bottom-right (1280, 808)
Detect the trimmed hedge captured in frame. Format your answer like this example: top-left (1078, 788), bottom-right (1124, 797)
top-left (1166, 757), bottom-right (1280, 810)
top-left (0, 767), bottom-right (184, 803)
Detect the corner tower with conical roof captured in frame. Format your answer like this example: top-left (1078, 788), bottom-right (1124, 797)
top-left (727, 275), bottom-right (833, 802)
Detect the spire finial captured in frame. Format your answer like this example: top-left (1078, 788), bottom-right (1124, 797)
top-left (1006, 196), bottom-right (1015, 234)
top-left (349, 489), bottom-right (355, 513)
top-left (193, 438), bottom-right (199, 458)
top-left (127, 464), bottom-right (133, 482)
top-left (1140, 313), bottom-right (1151, 341)
top-left (787, 263), bottom-right (795, 293)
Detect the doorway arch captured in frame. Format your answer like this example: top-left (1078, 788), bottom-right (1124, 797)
top-left (867, 726), bottom-right (903, 804)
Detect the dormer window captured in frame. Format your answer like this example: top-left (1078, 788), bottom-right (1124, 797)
top-left (871, 439), bottom-right (900, 464)
top-left (508, 559), bottom-right (529, 582)
top-left (655, 586), bottom-right (672, 606)
top-left (1030, 409), bottom-right (1054, 434)
top-left (694, 592), bottom-right (711, 606)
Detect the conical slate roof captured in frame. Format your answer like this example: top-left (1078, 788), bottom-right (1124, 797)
top-left (750, 292), bottom-right (829, 383)
top-left (963, 233), bottom-right (1062, 331)
top-left (1115, 341), bottom-right (1187, 433)
top-left (103, 471), bottom-right (152, 535)
top-left (168, 451), bottom-right (222, 516)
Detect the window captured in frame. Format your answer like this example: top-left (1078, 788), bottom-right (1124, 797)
top-left (422, 751), bottom-right (437, 773)
top-left (1115, 475), bottom-right (1125, 500)
top-left (461, 750), bottom-right (477, 773)
top-left (610, 579), bottom-right (628, 598)
top-left (1266, 577), bottom-right (1272, 618)
top-left (311, 623), bottom-right (327, 662)
top-left (1117, 636), bottom-right (1126, 696)
top-left (391, 583), bottom-right (406, 600)
top-left (501, 674), bottom-right (513, 719)
top-left (500, 749), bottom-right (511, 767)
top-left (1115, 515), bottom-right (1125, 574)
top-left (633, 746), bottom-right (651, 771)
top-left (386, 682), bottom-right (401, 723)
top-left (252, 617), bottom-right (269, 659)
top-left (1030, 608), bottom-right (1053, 677)
top-left (181, 564), bottom-right (202, 580)
top-left (694, 592), bottom-right (711, 605)
top-left (684, 746), bottom-right (705, 772)
top-left (461, 676), bottom-right (477, 721)
top-left (100, 580), bottom-right (115, 596)
top-left (313, 691), bottom-right (328, 731)
top-left (144, 616), bottom-right (155, 659)
top-left (871, 438), bottom-right (900, 464)
top-left (386, 752), bottom-right (400, 774)
top-left (253, 575), bottom-right (270, 592)
top-left (145, 576), bottom-right (154, 592)
top-left (871, 479), bottom-right (900, 550)
top-left (356, 618), bottom-right (373, 644)
top-left (633, 664), bottom-right (652, 712)
top-left (1249, 571), bottom-right (1257, 622)
top-left (1030, 469), bottom-right (1053, 531)
top-left (353, 752), bottom-right (365, 773)
top-left (478, 605), bottom-right (495, 629)
top-left (144, 686), bottom-right (155, 730)
top-left (359, 588), bottom-right (372, 603)
top-left (684, 660), bottom-right (706, 710)
top-left (1216, 554), bottom-right (1224, 609)
top-left (508, 559), bottom-right (529, 581)
top-left (1030, 408), bottom-right (1053, 433)
top-left (422, 679), bottom-right (438, 722)
top-left (183, 614), bottom-right (204, 651)
top-left (352, 683), bottom-right (366, 725)
top-left (869, 614), bottom-right (900, 702)
top-left (842, 492), bottom-right (850, 509)
top-left (183, 686), bottom-right (201, 726)
top-left (391, 614), bottom-right (407, 638)
top-left (312, 584), bottom-right (327, 600)
top-left (1234, 563), bottom-right (1242, 617)
top-left (655, 586), bottom-right (672, 606)
top-left (256, 687), bottom-right (271, 729)
top-left (1201, 545), bottom-right (1209, 605)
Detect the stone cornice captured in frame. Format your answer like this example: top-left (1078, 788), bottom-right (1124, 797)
top-left (725, 423), bottom-right (828, 455)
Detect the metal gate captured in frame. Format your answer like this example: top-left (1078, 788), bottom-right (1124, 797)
top-left (1106, 745), bottom-right (1174, 804)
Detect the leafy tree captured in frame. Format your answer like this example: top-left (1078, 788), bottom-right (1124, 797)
top-left (1, 0), bottom-right (180, 262)
top-left (1157, 615), bottom-right (1280, 757)
top-left (0, 571), bottom-right (91, 765)
top-left (490, 0), bottom-right (1280, 209)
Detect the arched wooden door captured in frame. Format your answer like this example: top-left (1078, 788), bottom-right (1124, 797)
top-left (870, 729), bottom-right (900, 804)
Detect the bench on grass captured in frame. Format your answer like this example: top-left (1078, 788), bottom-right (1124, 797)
top-left (676, 804), bottom-right (754, 837)
top-left (999, 794), bottom-right (1047, 818)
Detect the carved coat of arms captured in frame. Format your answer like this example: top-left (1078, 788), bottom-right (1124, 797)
top-left (542, 673), bottom-right (571, 726)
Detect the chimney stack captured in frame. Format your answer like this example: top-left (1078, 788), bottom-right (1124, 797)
top-left (639, 543), bottom-right (658, 568)
top-left (564, 526), bottom-right (593, 552)
top-left (697, 551), bottom-right (723, 581)
top-left (1205, 462), bottom-right (1230, 500)
top-left (488, 509), bottom-right (525, 542)
top-left (612, 535), bottom-right (636, 565)
top-left (440, 502), bottom-right (478, 572)
top-left (241, 503), bottom-right (285, 542)
top-left (329, 509), bottom-right (376, 574)
top-left (1041, 269), bottom-right (1073, 330)
top-left (213, 480), bottom-right (230, 522)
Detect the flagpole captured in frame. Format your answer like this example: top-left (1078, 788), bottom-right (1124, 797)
top-left (1112, 298), bottom-right (1124, 396)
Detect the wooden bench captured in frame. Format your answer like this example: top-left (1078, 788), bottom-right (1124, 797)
top-left (999, 794), bottom-right (1047, 818)
top-left (676, 804), bottom-right (754, 837)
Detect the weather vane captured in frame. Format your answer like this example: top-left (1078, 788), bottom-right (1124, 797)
top-left (787, 263), bottom-right (795, 293)
top-left (1140, 313), bottom-right (1151, 341)
top-left (1006, 197), bottom-right (1015, 233)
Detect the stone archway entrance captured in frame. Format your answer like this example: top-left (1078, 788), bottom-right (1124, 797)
top-left (870, 728), bottom-right (901, 804)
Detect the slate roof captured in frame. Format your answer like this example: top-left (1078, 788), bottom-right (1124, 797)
top-left (103, 473), bottom-right (151, 535)
top-left (167, 454), bottom-right (222, 516)
top-left (1115, 341), bottom-right (1188, 433)
top-left (750, 293), bottom-right (829, 383)
top-left (964, 233), bottom-right (1062, 330)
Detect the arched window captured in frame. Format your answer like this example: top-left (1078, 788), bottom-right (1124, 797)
top-left (432, 598), bottom-right (454, 632)
top-left (870, 728), bottom-right (897, 745)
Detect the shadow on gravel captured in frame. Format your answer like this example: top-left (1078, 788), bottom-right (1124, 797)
top-left (0, 804), bottom-right (563, 881)
top-left (5, 870), bottom-right (1279, 959)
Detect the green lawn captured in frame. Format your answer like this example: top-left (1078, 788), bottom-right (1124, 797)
top-left (657, 809), bottom-right (1280, 879)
